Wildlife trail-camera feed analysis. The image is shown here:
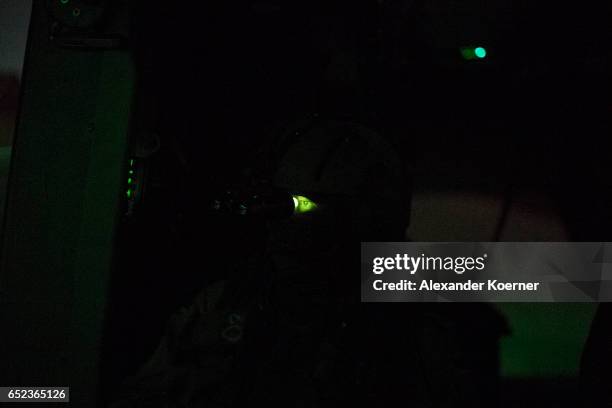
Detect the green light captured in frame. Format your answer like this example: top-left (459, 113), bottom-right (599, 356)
top-left (474, 47), bottom-right (487, 58)
top-left (126, 189), bottom-right (132, 198)
top-left (129, 159), bottom-right (134, 166)
top-left (292, 195), bottom-right (318, 215)
top-left (129, 170), bottom-right (134, 175)
top-left (460, 46), bottom-right (487, 60)
top-left (60, 0), bottom-right (69, 4)
top-left (127, 178), bottom-right (133, 184)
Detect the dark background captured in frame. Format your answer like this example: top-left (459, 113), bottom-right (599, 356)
top-left (1, 1), bottom-right (611, 406)
top-left (113, 2), bottom-right (612, 406)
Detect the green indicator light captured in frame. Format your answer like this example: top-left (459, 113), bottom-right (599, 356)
top-left (130, 159), bottom-right (134, 166)
top-left (127, 178), bottom-right (133, 184)
top-left (460, 46), bottom-right (487, 60)
top-left (129, 170), bottom-right (134, 175)
top-left (292, 195), bottom-right (318, 215)
top-left (126, 190), bottom-right (132, 198)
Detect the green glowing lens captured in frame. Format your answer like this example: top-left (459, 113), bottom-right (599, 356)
top-left (292, 195), bottom-right (318, 215)
top-left (126, 190), bottom-right (132, 198)
top-left (474, 47), bottom-right (487, 58)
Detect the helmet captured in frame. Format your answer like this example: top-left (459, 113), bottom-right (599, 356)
top-left (212, 117), bottom-right (410, 244)
top-left (269, 118), bottom-right (410, 244)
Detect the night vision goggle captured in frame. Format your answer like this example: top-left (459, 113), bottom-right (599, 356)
top-left (211, 186), bottom-right (320, 218)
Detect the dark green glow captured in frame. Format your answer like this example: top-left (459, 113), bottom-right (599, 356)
top-left (127, 178), bottom-right (132, 184)
top-left (461, 48), bottom-right (475, 60)
top-left (126, 189), bottom-right (132, 198)
top-left (497, 303), bottom-right (596, 378)
top-left (292, 195), bottom-right (318, 214)
top-left (460, 46), bottom-right (487, 60)
top-left (60, 0), bottom-right (69, 4)
top-left (129, 159), bottom-right (134, 166)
